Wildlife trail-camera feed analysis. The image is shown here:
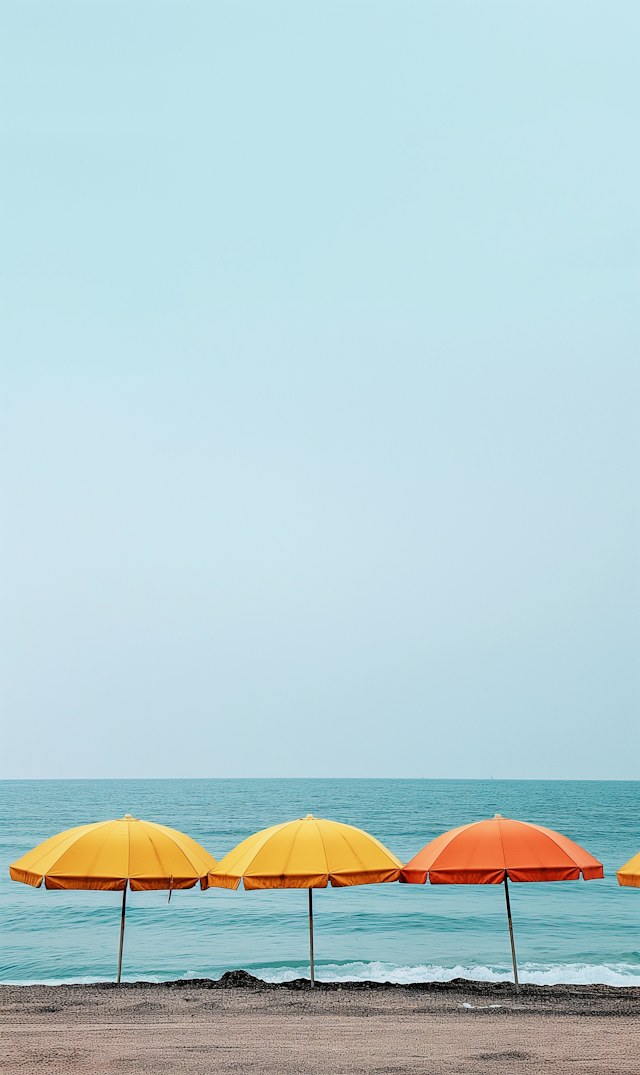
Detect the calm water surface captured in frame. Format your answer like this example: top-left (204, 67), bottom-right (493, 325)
top-left (1, 779), bottom-right (638, 985)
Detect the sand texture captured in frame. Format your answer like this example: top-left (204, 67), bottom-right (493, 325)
top-left (1, 972), bottom-right (639, 1074)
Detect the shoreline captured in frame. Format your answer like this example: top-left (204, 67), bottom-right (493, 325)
top-left (3, 968), bottom-right (640, 1010)
top-left (4, 963), bottom-right (640, 987)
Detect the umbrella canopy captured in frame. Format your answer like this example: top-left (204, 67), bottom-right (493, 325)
top-left (617, 852), bottom-right (640, 888)
top-left (400, 815), bottom-right (603, 993)
top-left (205, 815), bottom-right (402, 986)
top-left (205, 813), bottom-right (402, 890)
top-left (400, 815), bottom-right (603, 885)
top-left (10, 815), bottom-right (217, 981)
top-left (10, 815), bottom-right (216, 890)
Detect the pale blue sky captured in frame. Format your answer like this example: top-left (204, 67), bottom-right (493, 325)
top-left (1, 1), bottom-right (638, 778)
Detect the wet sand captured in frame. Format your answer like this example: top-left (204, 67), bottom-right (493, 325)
top-left (2, 972), bottom-right (639, 1074)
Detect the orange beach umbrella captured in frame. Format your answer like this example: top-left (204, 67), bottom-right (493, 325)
top-left (10, 815), bottom-right (217, 982)
top-left (205, 814), bottom-right (402, 986)
top-left (401, 814), bottom-right (603, 992)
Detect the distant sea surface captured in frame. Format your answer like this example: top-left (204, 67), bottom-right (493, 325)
top-left (1, 779), bottom-right (639, 987)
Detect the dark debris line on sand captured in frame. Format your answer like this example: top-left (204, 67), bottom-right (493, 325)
top-left (2, 971), bottom-right (640, 1018)
top-left (183, 969), bottom-right (640, 1011)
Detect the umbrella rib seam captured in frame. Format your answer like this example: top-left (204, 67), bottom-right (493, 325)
top-left (317, 822), bottom-right (330, 886)
top-left (278, 819), bottom-right (304, 883)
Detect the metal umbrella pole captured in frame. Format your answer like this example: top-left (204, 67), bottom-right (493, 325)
top-left (117, 885), bottom-right (128, 984)
top-left (308, 888), bottom-right (315, 988)
top-left (503, 872), bottom-right (519, 993)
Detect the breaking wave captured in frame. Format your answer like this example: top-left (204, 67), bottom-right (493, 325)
top-left (5, 961), bottom-right (640, 987)
top-left (251, 960), bottom-right (640, 987)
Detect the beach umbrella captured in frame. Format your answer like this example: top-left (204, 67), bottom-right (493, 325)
top-left (9, 814), bottom-right (217, 982)
top-left (616, 853), bottom-right (640, 888)
top-left (204, 814), bottom-right (402, 986)
top-left (400, 814), bottom-right (603, 993)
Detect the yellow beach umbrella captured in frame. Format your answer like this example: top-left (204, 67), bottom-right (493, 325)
top-left (204, 814), bottom-right (402, 986)
top-left (617, 852), bottom-right (640, 888)
top-left (10, 815), bottom-right (217, 982)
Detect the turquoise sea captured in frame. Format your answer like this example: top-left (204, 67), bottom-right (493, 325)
top-left (1, 779), bottom-right (639, 986)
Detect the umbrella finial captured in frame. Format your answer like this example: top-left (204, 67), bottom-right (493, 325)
top-left (305, 814), bottom-right (314, 819)
top-left (124, 814), bottom-right (138, 821)
top-left (494, 813), bottom-right (503, 819)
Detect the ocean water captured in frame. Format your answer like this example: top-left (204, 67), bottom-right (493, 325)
top-left (1, 779), bottom-right (639, 987)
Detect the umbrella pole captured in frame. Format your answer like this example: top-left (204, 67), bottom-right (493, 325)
top-left (308, 888), bottom-right (315, 989)
top-left (503, 873), bottom-right (519, 993)
top-left (117, 885), bottom-right (127, 985)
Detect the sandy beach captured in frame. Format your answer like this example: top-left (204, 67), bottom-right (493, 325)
top-left (2, 972), bottom-right (639, 1074)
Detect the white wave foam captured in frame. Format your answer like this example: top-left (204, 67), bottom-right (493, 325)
top-left (5, 961), bottom-right (640, 988)
top-left (252, 960), bottom-right (640, 988)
